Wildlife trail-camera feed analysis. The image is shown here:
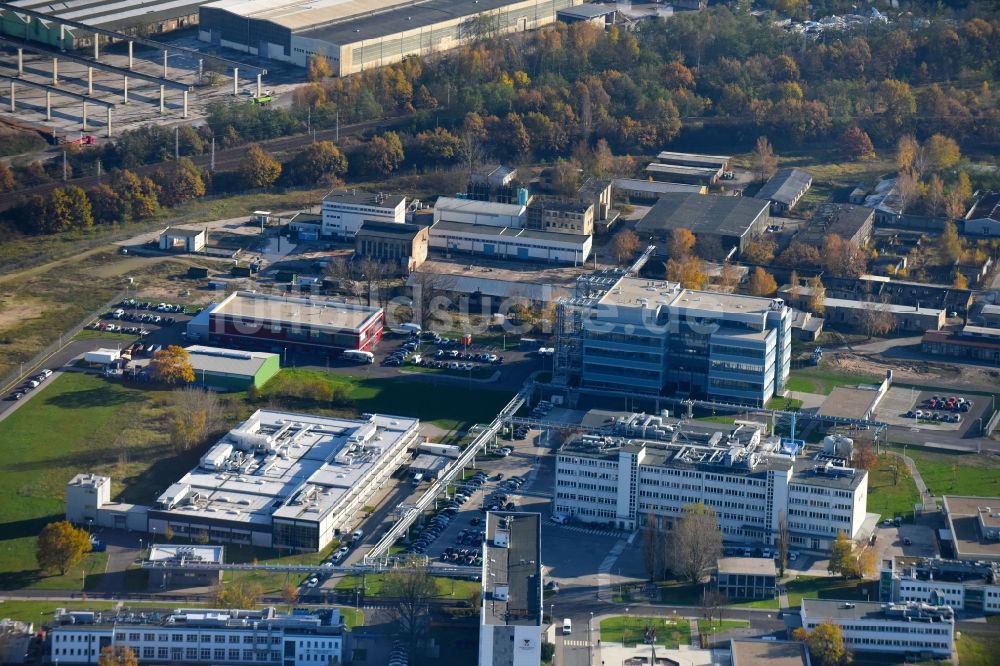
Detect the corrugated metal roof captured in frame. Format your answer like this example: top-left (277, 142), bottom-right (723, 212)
top-left (754, 168), bottom-right (813, 206)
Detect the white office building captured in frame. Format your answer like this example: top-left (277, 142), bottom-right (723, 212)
top-left (321, 190), bottom-right (406, 237)
top-left (429, 220), bottom-right (592, 264)
top-left (480, 512), bottom-right (543, 666)
top-left (66, 473), bottom-right (111, 526)
top-left (434, 197), bottom-right (527, 228)
top-left (800, 599), bottom-right (954, 659)
top-left (554, 413), bottom-right (871, 550)
top-left (880, 556), bottom-right (1000, 613)
top-left (48, 606), bottom-right (344, 665)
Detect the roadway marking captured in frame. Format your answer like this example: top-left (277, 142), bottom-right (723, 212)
top-left (563, 639), bottom-right (591, 648)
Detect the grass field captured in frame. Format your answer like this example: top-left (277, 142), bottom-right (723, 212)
top-left (697, 619), bottom-right (749, 636)
top-left (784, 576), bottom-right (877, 609)
top-left (600, 615), bottom-right (691, 647)
top-left (258, 368), bottom-right (512, 434)
top-left (890, 447), bottom-right (1000, 498)
top-left (866, 454), bottom-right (922, 521)
top-left (786, 365), bottom-right (881, 395)
top-left (767, 397), bottom-right (803, 410)
top-left (333, 572), bottom-right (480, 600)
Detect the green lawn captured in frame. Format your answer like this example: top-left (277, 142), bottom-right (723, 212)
top-left (892, 447), bottom-right (1000, 498)
top-left (786, 365), bottom-right (881, 395)
top-left (0, 372), bottom-right (170, 590)
top-left (728, 596), bottom-right (780, 610)
top-left (694, 415), bottom-right (738, 425)
top-left (402, 364), bottom-right (497, 380)
top-left (258, 368), bottom-right (512, 433)
top-left (767, 397), bottom-right (803, 411)
top-left (600, 615), bottom-right (691, 648)
top-left (784, 576), bottom-right (876, 609)
top-left (334, 572), bottom-right (480, 600)
top-left (697, 619), bottom-right (749, 635)
top-left (866, 455), bottom-right (921, 522)
top-left (220, 543), bottom-right (338, 595)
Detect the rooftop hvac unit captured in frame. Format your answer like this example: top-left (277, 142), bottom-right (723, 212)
top-left (494, 585), bottom-right (509, 601)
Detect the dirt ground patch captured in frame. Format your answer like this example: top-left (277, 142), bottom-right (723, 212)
top-left (830, 351), bottom-right (999, 392)
top-left (0, 295), bottom-right (60, 333)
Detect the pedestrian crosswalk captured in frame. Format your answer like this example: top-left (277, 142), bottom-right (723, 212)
top-left (555, 524), bottom-right (630, 538)
top-left (562, 639), bottom-right (591, 648)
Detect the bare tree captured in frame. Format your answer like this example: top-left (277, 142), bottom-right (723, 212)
top-left (459, 128), bottom-right (489, 180)
top-left (168, 387), bottom-right (225, 451)
top-left (669, 503), bottom-right (723, 583)
top-left (383, 559), bottom-right (438, 657)
top-left (751, 136), bottom-right (778, 183)
top-left (701, 589), bottom-right (729, 630)
top-left (777, 510), bottom-right (790, 577)
top-left (325, 257), bottom-right (366, 304)
top-left (357, 256), bottom-right (393, 308)
top-left (408, 269), bottom-right (456, 330)
top-left (641, 514), bottom-right (665, 581)
top-left (856, 297), bottom-right (896, 339)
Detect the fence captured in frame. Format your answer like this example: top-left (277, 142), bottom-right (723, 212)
top-left (0, 289), bottom-right (126, 397)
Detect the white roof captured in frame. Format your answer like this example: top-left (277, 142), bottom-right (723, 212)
top-left (433, 197), bottom-right (526, 217)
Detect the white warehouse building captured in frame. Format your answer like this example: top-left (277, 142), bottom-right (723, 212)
top-left (321, 190), bottom-right (406, 237)
top-left (429, 220), bottom-right (592, 264)
top-left (879, 556), bottom-right (1000, 613)
top-left (554, 413), bottom-right (872, 551)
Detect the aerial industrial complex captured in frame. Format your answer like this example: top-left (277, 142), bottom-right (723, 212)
top-left (198, 0), bottom-right (582, 74)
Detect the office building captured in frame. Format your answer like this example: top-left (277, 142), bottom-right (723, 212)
top-left (48, 606), bottom-right (345, 665)
top-left (558, 276), bottom-right (791, 404)
top-left (526, 199), bottom-right (594, 236)
top-left (554, 414), bottom-right (871, 549)
top-left (942, 495), bottom-right (1000, 563)
top-left (199, 0), bottom-right (581, 75)
top-left (479, 512), bottom-right (543, 666)
top-left (188, 291), bottom-right (383, 355)
top-left (321, 190), bottom-right (406, 237)
top-left (635, 194), bottom-right (770, 258)
top-left (716, 557), bottom-right (777, 600)
top-left (65, 473), bottom-right (111, 526)
top-left (799, 599), bottom-right (954, 659)
top-left (879, 556), bottom-right (1000, 613)
top-left (354, 221), bottom-right (429, 273)
top-left (433, 197), bottom-right (527, 229)
top-left (428, 220), bottom-right (592, 264)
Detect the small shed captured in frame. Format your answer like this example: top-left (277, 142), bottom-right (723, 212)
top-left (159, 226), bottom-right (206, 253)
top-left (84, 348), bottom-right (121, 365)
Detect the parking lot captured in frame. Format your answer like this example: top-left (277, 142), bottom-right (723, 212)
top-left (879, 388), bottom-right (988, 435)
top-left (874, 521), bottom-right (939, 563)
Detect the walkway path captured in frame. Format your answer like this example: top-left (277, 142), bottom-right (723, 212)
top-left (688, 618), bottom-right (700, 648)
top-left (886, 450), bottom-right (934, 508)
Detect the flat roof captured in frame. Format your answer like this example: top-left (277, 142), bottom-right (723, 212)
top-left (483, 512), bottom-right (541, 627)
top-left (817, 386), bottom-right (882, 419)
top-left (644, 162), bottom-right (720, 177)
top-left (943, 496), bottom-right (1000, 561)
top-left (434, 197), bottom-right (526, 218)
top-left (730, 639), bottom-right (810, 666)
top-left (923, 330), bottom-right (1000, 351)
top-left (162, 226), bottom-right (205, 238)
top-left (430, 220), bottom-right (590, 246)
top-left (357, 221), bottom-right (425, 238)
top-left (718, 557), bottom-right (776, 576)
top-left (797, 203), bottom-right (873, 244)
top-left (155, 410), bottom-right (419, 527)
top-left (557, 3), bottom-right (615, 19)
top-left (211, 291), bottom-right (381, 334)
top-left (656, 151), bottom-right (731, 167)
top-left (185, 345), bottom-right (276, 377)
top-left (613, 178), bottom-right (706, 195)
top-left (801, 599), bottom-right (954, 623)
top-left (322, 190), bottom-right (405, 208)
top-left (635, 193), bottom-right (769, 238)
top-left (754, 168), bottom-right (813, 205)
top-left (149, 544), bottom-right (224, 564)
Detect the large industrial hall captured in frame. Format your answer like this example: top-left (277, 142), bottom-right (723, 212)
top-left (198, 0), bottom-right (582, 75)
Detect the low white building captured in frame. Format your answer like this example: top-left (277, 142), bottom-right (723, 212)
top-left (159, 226), bottom-right (207, 253)
top-left (800, 599), bottom-right (954, 659)
top-left (321, 190), bottom-right (406, 237)
top-left (879, 556), bottom-right (1000, 613)
top-left (554, 414), bottom-right (871, 551)
top-left (429, 220), bottom-right (592, 264)
top-left (65, 473), bottom-right (111, 526)
top-left (433, 197), bottom-right (527, 228)
top-left (83, 348), bottom-right (121, 365)
top-left (48, 606), bottom-right (344, 665)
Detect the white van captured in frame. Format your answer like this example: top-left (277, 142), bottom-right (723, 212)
top-left (550, 513), bottom-right (569, 525)
top-left (563, 618), bottom-right (572, 635)
top-left (342, 349), bottom-right (374, 364)
top-left (398, 322), bottom-right (422, 335)
top-left (351, 529), bottom-right (364, 544)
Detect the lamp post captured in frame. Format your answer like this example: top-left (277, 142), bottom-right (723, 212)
top-left (625, 607), bottom-right (629, 648)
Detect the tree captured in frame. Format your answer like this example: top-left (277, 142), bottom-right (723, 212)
top-left (239, 144), bottom-right (282, 189)
top-left (111, 169), bottom-right (159, 220)
top-left (895, 135), bottom-right (920, 174)
top-left (751, 136), bottom-right (777, 183)
top-left (777, 240), bottom-right (822, 269)
top-left (923, 134), bottom-right (961, 172)
top-left (363, 132), bottom-right (405, 177)
top-left (777, 510), bottom-right (789, 577)
top-left (281, 581), bottom-right (299, 609)
top-left (890, 456), bottom-right (911, 487)
top-left (306, 54), bottom-right (333, 81)
top-left (36, 520), bottom-right (91, 576)
top-left (926, 174), bottom-right (945, 217)
top-left (667, 227), bottom-right (697, 258)
top-left (938, 221), bottom-right (963, 265)
top-left (859, 548), bottom-right (877, 578)
top-left (287, 141), bottom-right (348, 185)
top-left (857, 298), bottom-right (896, 339)
top-left (414, 127), bottom-right (461, 163)
top-left (741, 235), bottom-right (777, 265)
top-left (157, 157), bottom-right (206, 207)
top-left (828, 531), bottom-right (858, 578)
top-left (408, 270), bottom-right (456, 330)
top-left (63, 185), bottom-right (94, 230)
top-left (215, 578), bottom-right (263, 609)
top-left (747, 267), bottom-right (778, 296)
top-left (666, 254), bottom-right (708, 289)
top-left (895, 169), bottom-right (918, 214)
top-left (838, 126), bottom-right (875, 160)
top-left (150, 345), bottom-right (195, 385)
top-left (718, 261), bottom-right (740, 291)
top-left (98, 646), bottom-right (139, 666)
top-left (822, 234), bottom-right (867, 278)
top-left (796, 622), bottom-right (847, 666)
top-left (952, 270), bottom-right (969, 289)
top-left (851, 437), bottom-right (877, 470)
top-left (807, 276), bottom-right (826, 316)
top-left (669, 503), bottom-right (723, 583)
top-left (611, 229), bottom-right (641, 264)
top-left (0, 160), bottom-right (14, 192)
top-left (383, 559), bottom-right (438, 657)
top-left (88, 183), bottom-right (125, 224)
top-left (641, 513), bottom-right (665, 580)
top-left (168, 386), bottom-right (224, 451)
top-left (592, 138), bottom-right (614, 177)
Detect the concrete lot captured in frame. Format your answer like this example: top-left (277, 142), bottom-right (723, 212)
top-left (873, 522), bottom-right (939, 563)
top-left (878, 387), bottom-right (987, 436)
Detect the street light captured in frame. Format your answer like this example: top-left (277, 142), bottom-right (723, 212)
top-left (625, 607), bottom-right (629, 648)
